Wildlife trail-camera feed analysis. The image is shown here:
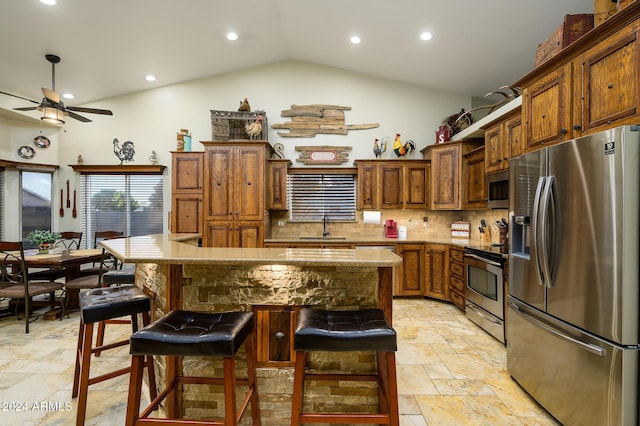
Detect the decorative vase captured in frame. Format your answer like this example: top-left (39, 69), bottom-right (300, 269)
top-left (38, 243), bottom-right (50, 254)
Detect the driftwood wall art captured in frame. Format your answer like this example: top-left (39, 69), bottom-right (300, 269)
top-left (272, 104), bottom-right (379, 138)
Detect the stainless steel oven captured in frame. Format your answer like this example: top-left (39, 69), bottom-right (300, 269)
top-left (464, 246), bottom-right (507, 343)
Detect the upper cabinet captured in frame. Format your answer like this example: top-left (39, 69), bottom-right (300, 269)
top-left (268, 159), bottom-right (291, 210)
top-left (515, 4), bottom-right (640, 151)
top-left (423, 140), bottom-right (483, 210)
top-left (356, 160), bottom-right (430, 210)
top-left (484, 110), bottom-right (523, 173)
top-left (171, 152), bottom-right (204, 234)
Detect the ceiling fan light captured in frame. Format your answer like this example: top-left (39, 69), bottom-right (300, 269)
top-left (41, 107), bottom-right (65, 124)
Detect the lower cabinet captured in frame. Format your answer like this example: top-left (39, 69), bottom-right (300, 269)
top-left (204, 221), bottom-right (264, 248)
top-left (394, 244), bottom-right (425, 296)
top-left (425, 244), bottom-right (449, 300)
top-left (448, 246), bottom-right (465, 310)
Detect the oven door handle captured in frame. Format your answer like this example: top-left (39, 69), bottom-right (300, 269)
top-left (464, 253), bottom-right (502, 267)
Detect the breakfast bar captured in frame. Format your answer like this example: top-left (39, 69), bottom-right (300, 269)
top-left (100, 234), bottom-right (402, 423)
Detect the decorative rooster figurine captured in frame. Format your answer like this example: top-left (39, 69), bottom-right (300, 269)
top-left (392, 133), bottom-right (415, 157)
top-left (373, 137), bottom-right (388, 158)
top-left (113, 138), bottom-right (135, 164)
top-left (245, 115), bottom-right (263, 140)
top-left (238, 97), bottom-right (250, 111)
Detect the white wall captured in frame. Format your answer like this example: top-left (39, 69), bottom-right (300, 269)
top-left (2, 60), bottom-right (471, 235)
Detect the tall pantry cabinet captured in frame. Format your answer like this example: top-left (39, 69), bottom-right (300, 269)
top-left (200, 141), bottom-right (270, 247)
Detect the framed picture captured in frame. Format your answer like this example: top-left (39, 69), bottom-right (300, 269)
top-left (33, 135), bottom-right (51, 149)
top-left (18, 145), bottom-right (35, 159)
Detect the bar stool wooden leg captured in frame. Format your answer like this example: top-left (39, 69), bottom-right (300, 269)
top-left (290, 351), bottom-right (307, 426)
top-left (245, 336), bottom-right (261, 426)
top-left (75, 322), bottom-right (95, 426)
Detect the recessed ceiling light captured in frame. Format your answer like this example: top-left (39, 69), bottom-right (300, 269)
top-left (227, 32), bottom-right (238, 41)
top-left (62, 93), bottom-right (74, 99)
top-left (420, 32), bottom-right (433, 41)
top-left (40, 0), bottom-right (56, 5)
top-left (145, 75), bottom-right (156, 82)
top-left (350, 35), bottom-right (361, 45)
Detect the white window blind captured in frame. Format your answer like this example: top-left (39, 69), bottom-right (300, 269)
top-left (81, 174), bottom-right (163, 248)
top-left (288, 173), bottom-right (356, 222)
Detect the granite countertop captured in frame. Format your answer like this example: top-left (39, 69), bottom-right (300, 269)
top-left (100, 234), bottom-right (402, 267)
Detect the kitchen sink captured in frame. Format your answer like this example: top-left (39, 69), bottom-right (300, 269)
top-left (299, 236), bottom-right (347, 240)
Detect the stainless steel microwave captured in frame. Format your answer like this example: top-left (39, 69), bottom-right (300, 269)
top-left (487, 170), bottom-right (509, 209)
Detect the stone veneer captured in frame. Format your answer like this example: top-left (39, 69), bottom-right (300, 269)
top-left (138, 261), bottom-right (384, 424)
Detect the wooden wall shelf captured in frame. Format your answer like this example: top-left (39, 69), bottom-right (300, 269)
top-left (69, 164), bottom-right (166, 175)
top-left (0, 159), bottom-right (58, 172)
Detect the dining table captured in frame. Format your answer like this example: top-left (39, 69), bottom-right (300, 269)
top-left (23, 248), bottom-right (103, 314)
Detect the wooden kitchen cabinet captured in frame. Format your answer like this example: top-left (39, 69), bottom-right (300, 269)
top-left (171, 152), bottom-right (203, 233)
top-left (578, 20), bottom-right (640, 134)
top-left (394, 244), bottom-right (425, 296)
top-left (202, 141), bottom-right (269, 247)
top-left (356, 160), bottom-right (429, 210)
top-left (268, 159), bottom-right (291, 210)
top-left (424, 140), bottom-right (483, 210)
top-left (448, 246), bottom-right (465, 310)
top-left (484, 111), bottom-right (522, 173)
top-left (463, 146), bottom-right (487, 210)
top-left (522, 62), bottom-right (573, 150)
top-left (425, 243), bottom-right (449, 300)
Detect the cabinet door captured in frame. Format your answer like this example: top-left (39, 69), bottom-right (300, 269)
top-left (379, 164), bottom-right (403, 208)
top-left (204, 147), bottom-right (233, 221)
top-left (507, 115), bottom-right (523, 159)
top-left (430, 145), bottom-right (460, 210)
top-left (524, 63), bottom-right (572, 150)
top-left (484, 123), bottom-right (504, 174)
top-left (204, 221), bottom-right (232, 247)
top-left (235, 221), bottom-right (263, 248)
top-left (268, 160), bottom-right (289, 210)
top-left (357, 162), bottom-right (379, 209)
top-left (171, 194), bottom-right (203, 233)
top-left (172, 152), bottom-right (204, 192)
top-left (395, 244), bottom-right (425, 296)
top-left (425, 244), bottom-right (449, 300)
top-left (464, 149), bottom-right (487, 210)
top-left (581, 27), bottom-right (639, 132)
top-left (404, 162), bottom-right (429, 209)
top-left (235, 146), bottom-right (264, 221)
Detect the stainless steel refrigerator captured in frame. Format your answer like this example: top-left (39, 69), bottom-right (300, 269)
top-left (507, 126), bottom-right (640, 426)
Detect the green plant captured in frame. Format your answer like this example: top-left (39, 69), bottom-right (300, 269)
top-left (27, 230), bottom-right (61, 245)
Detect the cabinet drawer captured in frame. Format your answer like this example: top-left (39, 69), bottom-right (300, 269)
top-left (449, 289), bottom-right (465, 311)
top-left (450, 262), bottom-right (464, 279)
top-left (450, 248), bottom-right (464, 263)
top-left (450, 274), bottom-right (465, 293)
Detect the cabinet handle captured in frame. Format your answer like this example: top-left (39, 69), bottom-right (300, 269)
top-left (216, 182), bottom-right (221, 186)
top-left (560, 128), bottom-right (567, 135)
top-left (247, 181), bottom-right (252, 186)
top-left (608, 83), bottom-right (614, 89)
top-left (573, 125), bottom-right (581, 130)
top-left (541, 114), bottom-right (546, 119)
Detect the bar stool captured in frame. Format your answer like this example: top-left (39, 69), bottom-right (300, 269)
top-left (125, 310), bottom-right (261, 426)
top-left (291, 308), bottom-right (399, 426)
top-left (73, 285), bottom-right (157, 426)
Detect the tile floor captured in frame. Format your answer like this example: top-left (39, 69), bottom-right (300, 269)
top-left (0, 298), bottom-right (560, 425)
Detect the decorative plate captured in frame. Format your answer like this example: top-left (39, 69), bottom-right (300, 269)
top-left (17, 145), bottom-right (35, 159)
top-left (33, 135), bottom-right (51, 149)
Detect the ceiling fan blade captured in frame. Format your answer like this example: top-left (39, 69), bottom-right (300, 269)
top-left (0, 91), bottom-right (40, 104)
top-left (66, 110), bottom-right (92, 123)
top-left (42, 87), bottom-right (60, 104)
top-left (66, 106), bottom-right (113, 116)
top-left (13, 106), bottom-right (39, 112)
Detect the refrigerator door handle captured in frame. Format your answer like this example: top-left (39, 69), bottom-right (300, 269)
top-left (510, 303), bottom-right (606, 357)
top-left (539, 175), bottom-right (555, 288)
top-left (531, 176), bottom-right (546, 286)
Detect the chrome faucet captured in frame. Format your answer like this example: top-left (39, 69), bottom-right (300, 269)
top-left (322, 214), bottom-right (330, 238)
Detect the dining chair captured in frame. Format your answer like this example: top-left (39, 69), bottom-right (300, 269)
top-left (80, 231), bottom-right (124, 276)
top-left (0, 241), bottom-right (65, 333)
top-left (28, 232), bottom-right (84, 282)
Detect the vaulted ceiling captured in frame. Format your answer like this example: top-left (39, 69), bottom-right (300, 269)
top-left (0, 0), bottom-right (594, 107)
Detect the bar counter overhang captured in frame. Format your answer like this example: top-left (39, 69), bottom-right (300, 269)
top-left (100, 234), bottom-right (402, 423)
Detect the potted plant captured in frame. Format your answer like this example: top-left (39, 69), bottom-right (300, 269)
top-left (27, 230), bottom-right (61, 253)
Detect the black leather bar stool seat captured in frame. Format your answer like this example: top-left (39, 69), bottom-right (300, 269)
top-left (101, 263), bottom-right (136, 286)
top-left (291, 308), bottom-right (400, 426)
top-left (125, 310), bottom-right (261, 426)
top-left (73, 285), bottom-right (156, 426)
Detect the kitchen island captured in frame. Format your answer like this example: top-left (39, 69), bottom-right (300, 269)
top-left (100, 234), bottom-right (402, 424)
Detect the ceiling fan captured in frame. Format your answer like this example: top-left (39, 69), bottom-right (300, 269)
top-left (0, 54), bottom-right (113, 124)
